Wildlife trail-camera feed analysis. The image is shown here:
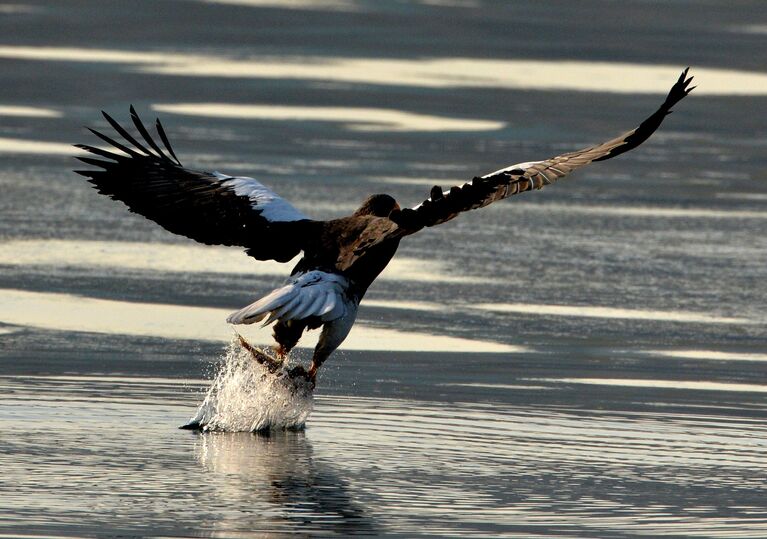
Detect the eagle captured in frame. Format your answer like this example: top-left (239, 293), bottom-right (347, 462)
top-left (75, 69), bottom-right (694, 386)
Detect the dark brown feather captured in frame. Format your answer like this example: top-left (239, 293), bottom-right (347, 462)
top-left (76, 109), bottom-right (318, 263)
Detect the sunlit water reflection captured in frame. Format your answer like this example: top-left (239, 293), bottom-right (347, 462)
top-left (2, 45), bottom-right (767, 94)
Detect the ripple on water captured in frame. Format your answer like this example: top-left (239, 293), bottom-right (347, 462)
top-left (1, 372), bottom-right (766, 536)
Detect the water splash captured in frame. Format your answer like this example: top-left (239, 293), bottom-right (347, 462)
top-left (183, 337), bottom-right (314, 432)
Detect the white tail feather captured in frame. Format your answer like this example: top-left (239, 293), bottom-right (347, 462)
top-left (270, 293), bottom-right (304, 322)
top-left (286, 288), bottom-right (319, 321)
top-left (319, 291), bottom-right (336, 316)
top-left (305, 290), bottom-right (329, 318)
top-left (323, 299), bottom-right (346, 321)
top-left (253, 287), bottom-right (299, 314)
top-left (227, 271), bottom-right (350, 326)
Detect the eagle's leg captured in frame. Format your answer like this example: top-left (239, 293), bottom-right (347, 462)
top-left (272, 319), bottom-right (306, 360)
top-left (307, 304), bottom-right (358, 385)
top-left (307, 345), bottom-right (337, 386)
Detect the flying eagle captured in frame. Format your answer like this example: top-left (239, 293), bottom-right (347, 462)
top-left (75, 69), bottom-right (694, 385)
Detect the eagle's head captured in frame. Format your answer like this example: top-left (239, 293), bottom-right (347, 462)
top-left (353, 194), bottom-right (400, 218)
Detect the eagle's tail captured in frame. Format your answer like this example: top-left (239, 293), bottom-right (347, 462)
top-left (226, 271), bottom-right (348, 326)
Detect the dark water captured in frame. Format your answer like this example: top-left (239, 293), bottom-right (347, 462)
top-left (1, 1), bottom-right (767, 537)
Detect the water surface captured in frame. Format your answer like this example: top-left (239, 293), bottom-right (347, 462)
top-left (1, 0), bottom-right (766, 536)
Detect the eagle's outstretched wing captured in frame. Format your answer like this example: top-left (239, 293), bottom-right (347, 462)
top-left (392, 68), bottom-right (695, 231)
top-left (75, 107), bottom-right (319, 263)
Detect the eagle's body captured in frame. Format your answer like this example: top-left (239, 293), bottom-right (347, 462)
top-left (76, 69), bottom-right (694, 385)
top-left (233, 207), bottom-right (403, 380)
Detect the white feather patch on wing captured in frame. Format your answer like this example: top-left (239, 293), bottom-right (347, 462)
top-left (413, 161), bottom-right (543, 210)
top-left (484, 161), bottom-right (541, 177)
top-left (226, 270), bottom-right (350, 326)
top-left (213, 171), bottom-right (310, 223)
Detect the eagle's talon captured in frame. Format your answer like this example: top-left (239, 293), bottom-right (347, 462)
top-left (287, 365), bottom-right (314, 388)
top-left (272, 345), bottom-right (288, 361)
top-left (307, 365), bottom-right (318, 388)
